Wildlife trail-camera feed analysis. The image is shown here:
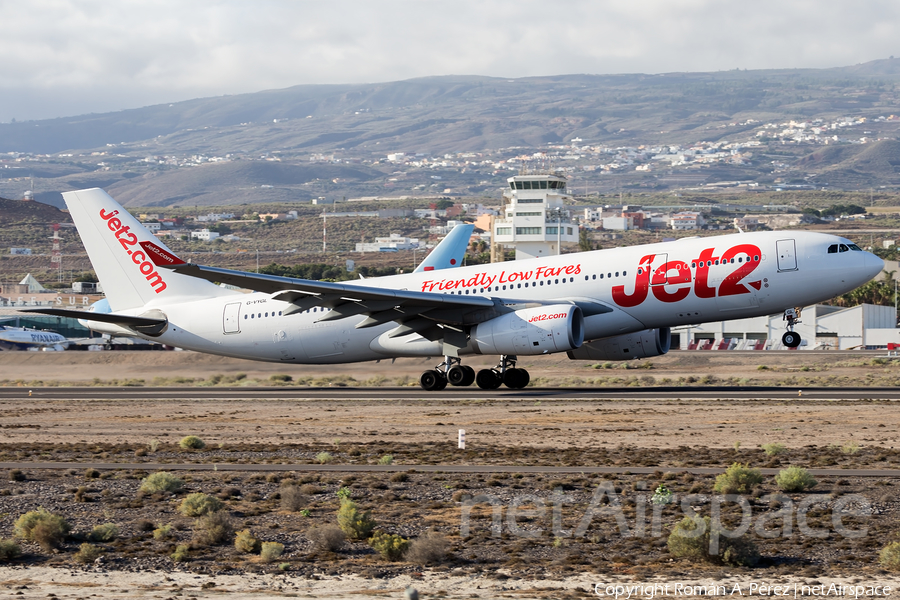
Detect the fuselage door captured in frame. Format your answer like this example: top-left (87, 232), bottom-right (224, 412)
top-left (223, 302), bottom-right (242, 334)
top-left (776, 239), bottom-right (798, 272)
top-left (649, 253), bottom-right (669, 285)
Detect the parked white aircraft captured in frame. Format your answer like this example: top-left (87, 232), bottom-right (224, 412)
top-left (0, 326), bottom-right (68, 351)
top-left (32, 188), bottom-right (883, 390)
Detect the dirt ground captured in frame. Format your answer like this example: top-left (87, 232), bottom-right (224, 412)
top-left (1, 350), bottom-right (900, 598)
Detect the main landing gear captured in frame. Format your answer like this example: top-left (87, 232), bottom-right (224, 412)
top-left (782, 307), bottom-right (802, 349)
top-left (418, 355), bottom-right (530, 391)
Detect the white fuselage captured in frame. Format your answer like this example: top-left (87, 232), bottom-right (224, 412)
top-left (127, 230), bottom-right (882, 364)
top-left (0, 327), bottom-right (68, 351)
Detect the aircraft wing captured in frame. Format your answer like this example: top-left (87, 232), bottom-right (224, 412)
top-left (142, 241), bottom-right (608, 347)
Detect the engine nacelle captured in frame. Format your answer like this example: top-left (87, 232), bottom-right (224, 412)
top-left (472, 305), bottom-right (584, 355)
top-left (567, 327), bottom-right (670, 361)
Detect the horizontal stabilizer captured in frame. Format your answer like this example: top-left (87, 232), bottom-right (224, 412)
top-left (23, 308), bottom-right (168, 336)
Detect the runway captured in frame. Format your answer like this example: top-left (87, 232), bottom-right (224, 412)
top-left (1, 385), bottom-right (899, 400)
top-left (1, 461), bottom-right (898, 477)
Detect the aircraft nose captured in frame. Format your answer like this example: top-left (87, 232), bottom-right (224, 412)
top-left (864, 251), bottom-right (885, 280)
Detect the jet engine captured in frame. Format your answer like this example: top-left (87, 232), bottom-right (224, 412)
top-left (471, 304), bottom-right (584, 355)
top-left (566, 327), bottom-right (670, 361)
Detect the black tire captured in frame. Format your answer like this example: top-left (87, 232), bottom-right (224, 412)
top-left (782, 331), bottom-right (801, 348)
top-left (461, 365), bottom-right (476, 387)
top-left (475, 369), bottom-right (502, 390)
top-left (447, 365), bottom-right (467, 386)
top-left (420, 370), bottom-right (445, 391)
top-left (503, 368), bottom-right (530, 389)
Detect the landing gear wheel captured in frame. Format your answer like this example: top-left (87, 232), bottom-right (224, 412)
top-left (420, 369), bottom-right (447, 391)
top-left (475, 369), bottom-right (502, 390)
top-left (503, 368), bottom-right (530, 390)
top-left (447, 365), bottom-right (470, 387)
top-left (782, 331), bottom-right (801, 349)
top-left (460, 365), bottom-right (476, 386)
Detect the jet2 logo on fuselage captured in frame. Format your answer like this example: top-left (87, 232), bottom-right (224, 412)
top-left (612, 244), bottom-right (762, 308)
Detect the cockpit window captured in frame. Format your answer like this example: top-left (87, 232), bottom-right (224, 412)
top-left (848, 244), bottom-right (862, 251)
top-left (827, 244), bottom-right (838, 254)
top-left (839, 244), bottom-right (849, 252)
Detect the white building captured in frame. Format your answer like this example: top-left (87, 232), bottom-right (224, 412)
top-left (669, 211), bottom-right (705, 231)
top-left (142, 222), bottom-right (162, 232)
top-left (601, 216), bottom-right (634, 231)
top-left (678, 304), bottom-right (897, 350)
top-left (190, 229), bottom-right (220, 241)
top-left (196, 213), bottom-right (235, 222)
top-left (492, 174), bottom-right (579, 260)
top-left (355, 234), bottom-right (420, 253)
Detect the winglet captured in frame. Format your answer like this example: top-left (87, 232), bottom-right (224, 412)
top-left (140, 240), bottom-right (186, 267)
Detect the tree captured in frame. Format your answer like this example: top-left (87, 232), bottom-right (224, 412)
top-left (578, 228), bottom-right (594, 252)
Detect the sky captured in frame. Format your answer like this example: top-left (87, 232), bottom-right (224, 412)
top-left (1, 0), bottom-right (899, 123)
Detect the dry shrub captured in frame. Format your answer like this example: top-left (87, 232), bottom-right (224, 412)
top-left (280, 485), bottom-right (308, 512)
top-left (337, 499), bottom-right (376, 540)
top-left (193, 511), bottom-right (233, 546)
top-left (0, 539), bottom-right (21, 562)
top-left (308, 525), bottom-right (345, 552)
top-left (73, 543), bottom-right (102, 564)
top-left (406, 531), bottom-right (450, 565)
top-left (713, 463), bottom-right (763, 495)
top-left (14, 509), bottom-right (70, 551)
top-left (234, 529), bottom-right (261, 554)
top-left (667, 516), bottom-right (758, 567)
top-left (179, 493), bottom-right (225, 517)
top-left (260, 541), bottom-right (284, 563)
top-left (880, 541), bottom-right (900, 571)
top-left (300, 484), bottom-right (322, 495)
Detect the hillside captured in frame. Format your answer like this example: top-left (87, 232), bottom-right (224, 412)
top-left (4, 60), bottom-right (900, 156)
top-left (0, 197), bottom-right (68, 224)
top-left (4, 59), bottom-right (900, 208)
top-left (105, 161), bottom-right (384, 207)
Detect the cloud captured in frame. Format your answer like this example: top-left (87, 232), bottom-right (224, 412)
top-left (0, 0), bottom-right (898, 121)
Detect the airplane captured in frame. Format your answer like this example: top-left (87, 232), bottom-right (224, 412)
top-left (0, 325), bottom-right (68, 351)
top-left (30, 188), bottom-right (883, 391)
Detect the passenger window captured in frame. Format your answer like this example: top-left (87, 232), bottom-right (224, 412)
top-left (244, 315), bottom-right (247, 319)
top-left (554, 279), bottom-right (558, 284)
top-left (754, 255), bottom-right (759, 261)
top-left (615, 272), bottom-right (619, 277)
top-left (251, 314), bottom-right (254, 319)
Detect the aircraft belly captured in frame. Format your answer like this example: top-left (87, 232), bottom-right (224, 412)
top-left (582, 307), bottom-right (647, 342)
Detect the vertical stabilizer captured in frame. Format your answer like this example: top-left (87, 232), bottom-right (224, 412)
top-left (414, 223), bottom-right (474, 273)
top-left (63, 188), bottom-right (233, 311)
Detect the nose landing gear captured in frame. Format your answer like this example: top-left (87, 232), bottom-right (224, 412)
top-left (782, 307), bottom-right (802, 348)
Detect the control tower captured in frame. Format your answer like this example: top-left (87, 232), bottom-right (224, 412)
top-left (491, 173), bottom-right (578, 261)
